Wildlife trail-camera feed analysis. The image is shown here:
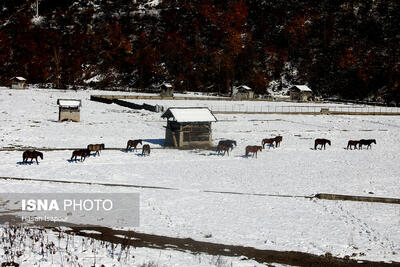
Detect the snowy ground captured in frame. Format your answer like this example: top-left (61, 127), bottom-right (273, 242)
top-left (0, 88), bottom-right (399, 265)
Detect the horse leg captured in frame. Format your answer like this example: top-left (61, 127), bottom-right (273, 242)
top-left (36, 157), bottom-right (39, 165)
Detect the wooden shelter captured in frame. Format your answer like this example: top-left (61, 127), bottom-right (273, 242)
top-left (161, 107), bottom-right (217, 148)
top-left (10, 77), bottom-right (27, 89)
top-left (232, 85), bottom-right (254, 99)
top-left (160, 83), bottom-right (174, 97)
top-left (289, 85), bottom-right (313, 101)
top-left (57, 99), bottom-right (81, 122)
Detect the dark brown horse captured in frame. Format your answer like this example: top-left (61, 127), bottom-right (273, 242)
top-left (142, 144), bottom-right (150, 156)
top-left (245, 145), bottom-right (263, 158)
top-left (314, 138), bottom-right (331, 150)
top-left (87, 144), bottom-right (105, 156)
top-left (347, 140), bottom-right (360, 150)
top-left (359, 139), bottom-right (376, 150)
top-left (126, 139), bottom-right (142, 152)
top-left (217, 140), bottom-right (237, 151)
top-left (262, 138), bottom-right (275, 149)
top-left (71, 149), bottom-right (91, 162)
top-left (216, 144), bottom-right (230, 156)
top-left (22, 150), bottom-right (43, 164)
top-left (274, 136), bottom-right (283, 147)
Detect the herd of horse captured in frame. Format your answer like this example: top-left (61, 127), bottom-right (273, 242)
top-left (21, 140), bottom-right (150, 164)
top-left (20, 137), bottom-right (377, 164)
top-left (216, 136), bottom-right (376, 158)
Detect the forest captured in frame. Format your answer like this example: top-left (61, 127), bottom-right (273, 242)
top-left (0, 0), bottom-right (399, 102)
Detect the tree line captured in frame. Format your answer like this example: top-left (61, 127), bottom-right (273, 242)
top-left (0, 0), bottom-right (399, 102)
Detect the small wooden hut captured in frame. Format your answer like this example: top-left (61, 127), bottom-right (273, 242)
top-left (10, 77), bottom-right (27, 89)
top-left (289, 85), bottom-right (313, 102)
top-left (232, 85), bottom-right (254, 99)
top-left (57, 99), bottom-right (81, 122)
top-left (160, 83), bottom-right (174, 97)
top-left (161, 107), bottom-right (217, 148)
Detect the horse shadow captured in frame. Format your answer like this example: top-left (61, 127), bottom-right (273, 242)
top-left (123, 148), bottom-right (140, 153)
top-left (67, 159), bottom-right (85, 163)
top-left (136, 153), bottom-right (151, 157)
top-left (17, 161), bottom-right (36, 165)
top-left (215, 153), bottom-right (230, 157)
top-left (142, 139), bottom-right (165, 146)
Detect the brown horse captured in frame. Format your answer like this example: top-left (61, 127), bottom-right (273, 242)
top-left (22, 150), bottom-right (43, 164)
top-left (274, 136), bottom-right (283, 147)
top-left (216, 144), bottom-right (230, 156)
top-left (71, 149), bottom-right (91, 162)
top-left (142, 144), bottom-right (150, 156)
top-left (314, 138), bottom-right (331, 150)
top-left (262, 138), bottom-right (275, 149)
top-left (347, 140), bottom-right (360, 150)
top-left (87, 144), bottom-right (105, 156)
top-left (245, 145), bottom-right (263, 158)
top-left (359, 139), bottom-right (376, 150)
top-left (126, 139), bottom-right (142, 152)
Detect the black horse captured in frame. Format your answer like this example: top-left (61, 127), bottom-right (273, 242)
top-left (22, 150), bottom-right (43, 164)
top-left (71, 149), bottom-right (91, 162)
top-left (359, 139), bottom-right (376, 150)
top-left (314, 138), bottom-right (331, 150)
top-left (218, 140), bottom-right (237, 151)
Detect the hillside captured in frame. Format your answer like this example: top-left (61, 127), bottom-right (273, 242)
top-left (0, 0), bottom-right (399, 101)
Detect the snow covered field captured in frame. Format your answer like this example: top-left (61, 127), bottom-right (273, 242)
top-left (0, 88), bottom-right (399, 265)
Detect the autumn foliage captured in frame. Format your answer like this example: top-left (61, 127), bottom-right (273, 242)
top-left (0, 0), bottom-right (399, 102)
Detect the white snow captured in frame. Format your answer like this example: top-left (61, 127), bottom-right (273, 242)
top-left (11, 76), bottom-right (26, 81)
top-left (57, 99), bottom-right (81, 108)
top-left (291, 85), bottom-right (312, 92)
top-left (162, 107), bottom-right (217, 123)
top-left (0, 88), bottom-right (399, 265)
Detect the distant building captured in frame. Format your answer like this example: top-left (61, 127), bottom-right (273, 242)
top-left (161, 107), bottom-right (217, 148)
top-left (160, 83), bottom-right (174, 97)
top-left (57, 99), bottom-right (81, 122)
top-left (232, 85), bottom-right (254, 99)
top-left (10, 77), bottom-right (27, 89)
top-left (289, 85), bottom-right (313, 102)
